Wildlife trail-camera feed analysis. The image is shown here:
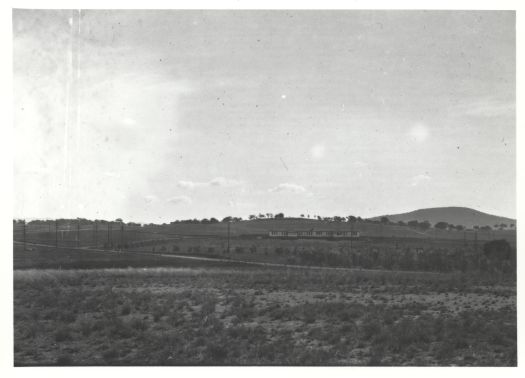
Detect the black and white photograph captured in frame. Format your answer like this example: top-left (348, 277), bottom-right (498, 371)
top-left (8, 2), bottom-right (519, 368)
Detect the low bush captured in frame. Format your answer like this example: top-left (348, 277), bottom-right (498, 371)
top-left (54, 326), bottom-right (72, 342)
top-left (56, 354), bottom-right (73, 365)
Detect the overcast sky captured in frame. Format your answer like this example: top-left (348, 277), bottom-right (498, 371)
top-left (13, 10), bottom-right (515, 223)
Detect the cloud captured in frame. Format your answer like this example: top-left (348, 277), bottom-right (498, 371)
top-left (228, 200), bottom-right (255, 208)
top-left (143, 195), bottom-right (157, 203)
top-left (166, 195), bottom-right (192, 205)
top-left (453, 99), bottom-right (514, 118)
top-left (311, 144), bottom-right (325, 159)
top-left (411, 174), bottom-right (431, 187)
top-left (209, 177), bottom-right (244, 187)
top-left (177, 180), bottom-right (200, 189)
top-left (103, 171), bottom-right (120, 178)
top-left (408, 123), bottom-right (430, 143)
top-left (353, 161), bottom-right (367, 168)
top-left (177, 177), bottom-right (244, 189)
top-left (121, 117), bottom-right (137, 126)
top-left (269, 183), bottom-right (308, 194)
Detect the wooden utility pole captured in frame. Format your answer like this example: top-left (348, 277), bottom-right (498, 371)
top-left (107, 223), bottom-right (112, 249)
top-left (475, 230), bottom-right (479, 268)
top-left (227, 221), bottom-right (231, 253)
top-left (55, 219), bottom-right (58, 250)
top-left (120, 222), bottom-right (124, 249)
top-left (22, 220), bottom-right (26, 251)
top-left (349, 222), bottom-right (354, 254)
top-left (77, 219), bottom-right (80, 248)
top-left (94, 221), bottom-right (98, 247)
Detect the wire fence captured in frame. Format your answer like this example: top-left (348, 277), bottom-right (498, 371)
top-left (12, 219), bottom-right (516, 274)
top-left (12, 220), bottom-right (175, 250)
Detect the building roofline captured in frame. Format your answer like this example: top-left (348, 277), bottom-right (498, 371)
top-left (269, 230), bottom-right (360, 233)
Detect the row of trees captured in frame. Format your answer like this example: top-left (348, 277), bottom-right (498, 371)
top-left (171, 216), bottom-right (246, 224)
top-left (483, 223), bottom-right (514, 230)
top-left (13, 218), bottom-right (141, 227)
top-left (245, 214), bottom-right (513, 232)
top-left (14, 215), bottom-right (515, 231)
top-left (247, 214), bottom-right (365, 222)
top-left (378, 217), bottom-right (514, 232)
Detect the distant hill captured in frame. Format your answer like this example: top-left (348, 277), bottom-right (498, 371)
top-left (371, 207), bottom-right (515, 228)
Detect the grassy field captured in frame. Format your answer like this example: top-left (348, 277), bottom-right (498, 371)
top-left (14, 263), bottom-right (516, 366)
top-left (16, 235), bottom-right (511, 274)
top-left (13, 231), bottom-right (517, 366)
top-left (125, 235), bottom-right (515, 274)
top-left (13, 244), bottom-right (242, 270)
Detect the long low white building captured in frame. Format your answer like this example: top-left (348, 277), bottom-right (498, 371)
top-left (269, 230), bottom-right (360, 238)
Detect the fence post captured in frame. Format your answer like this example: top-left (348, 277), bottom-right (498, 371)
top-left (120, 222), bottom-right (124, 249)
top-left (107, 222), bottom-right (112, 249)
top-left (475, 231), bottom-right (479, 269)
top-left (55, 219), bottom-right (58, 250)
top-left (349, 222), bottom-right (354, 255)
top-left (227, 221), bottom-right (231, 253)
top-left (22, 219), bottom-right (26, 251)
top-left (94, 220), bottom-right (98, 248)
